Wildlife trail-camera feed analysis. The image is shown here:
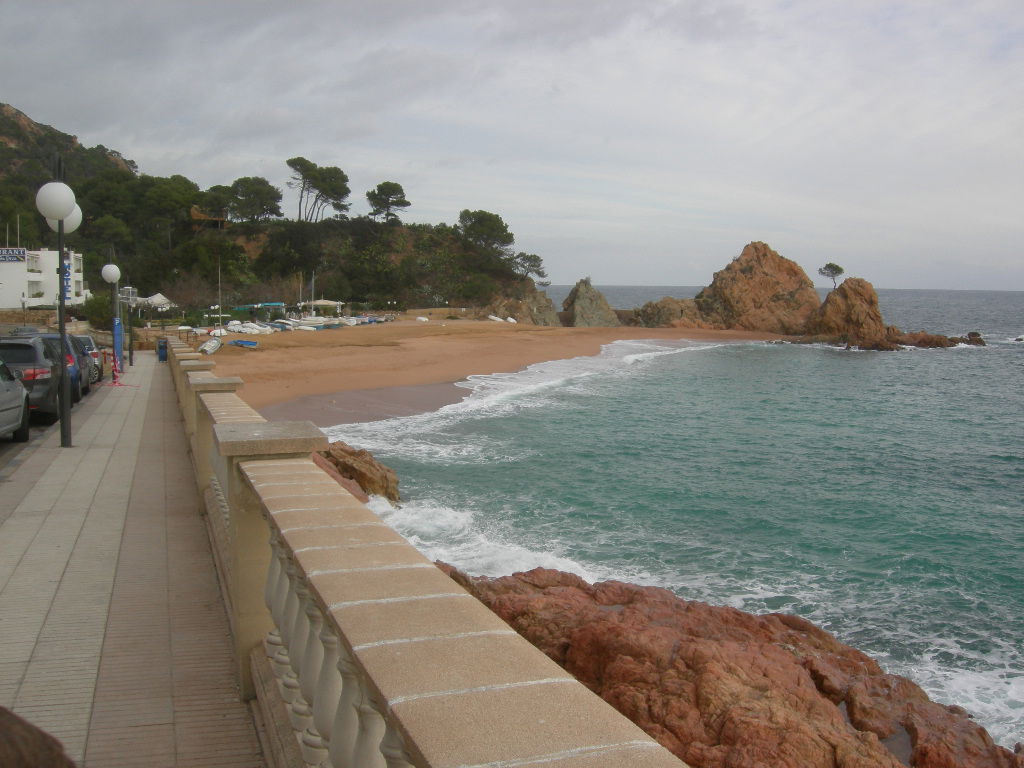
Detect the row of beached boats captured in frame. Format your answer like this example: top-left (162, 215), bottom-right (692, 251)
top-left (188, 314), bottom-right (397, 337)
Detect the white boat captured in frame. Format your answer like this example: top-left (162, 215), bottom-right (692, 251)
top-left (198, 337), bottom-right (222, 355)
top-left (488, 315), bottom-right (505, 323)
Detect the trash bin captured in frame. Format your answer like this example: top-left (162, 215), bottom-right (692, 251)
top-left (157, 338), bottom-right (168, 362)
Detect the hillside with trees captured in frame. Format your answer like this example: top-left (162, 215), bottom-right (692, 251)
top-left (0, 103), bottom-right (546, 316)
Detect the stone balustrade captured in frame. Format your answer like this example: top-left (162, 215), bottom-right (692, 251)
top-left (164, 337), bottom-right (687, 768)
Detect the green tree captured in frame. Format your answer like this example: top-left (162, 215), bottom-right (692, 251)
top-left (818, 262), bottom-right (845, 289)
top-left (227, 176), bottom-right (282, 223)
top-left (286, 156), bottom-right (318, 221)
top-left (507, 251), bottom-right (547, 280)
top-left (457, 209), bottom-right (514, 254)
top-left (286, 157), bottom-right (350, 222)
top-left (366, 181), bottom-right (411, 223)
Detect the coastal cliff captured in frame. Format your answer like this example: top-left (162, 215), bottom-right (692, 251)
top-left (440, 565), bottom-right (1023, 768)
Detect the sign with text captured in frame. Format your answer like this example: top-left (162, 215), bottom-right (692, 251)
top-left (0, 248), bottom-right (27, 262)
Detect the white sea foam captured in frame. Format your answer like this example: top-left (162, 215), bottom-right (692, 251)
top-left (366, 495), bottom-right (606, 580)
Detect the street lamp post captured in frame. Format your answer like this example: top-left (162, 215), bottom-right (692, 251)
top-left (101, 264), bottom-right (122, 378)
top-left (36, 178), bottom-right (81, 448)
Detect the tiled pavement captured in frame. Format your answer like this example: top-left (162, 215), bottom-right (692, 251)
top-left (0, 351), bottom-right (264, 767)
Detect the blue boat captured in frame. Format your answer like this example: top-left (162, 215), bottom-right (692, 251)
top-left (227, 339), bottom-right (259, 349)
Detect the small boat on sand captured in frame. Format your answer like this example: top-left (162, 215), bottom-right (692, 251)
top-left (198, 338), bottom-right (222, 355)
top-left (228, 339), bottom-right (258, 349)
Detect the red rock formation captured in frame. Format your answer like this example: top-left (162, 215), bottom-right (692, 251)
top-left (317, 441), bottom-right (400, 502)
top-left (440, 566), bottom-right (1023, 768)
top-left (803, 279), bottom-right (989, 350)
top-left (803, 277), bottom-right (902, 349)
top-left (693, 242), bottom-right (821, 334)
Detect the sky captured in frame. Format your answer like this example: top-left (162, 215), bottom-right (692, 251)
top-left (2, 1), bottom-right (1022, 290)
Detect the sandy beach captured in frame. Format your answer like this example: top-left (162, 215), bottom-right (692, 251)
top-left (206, 316), bottom-right (784, 424)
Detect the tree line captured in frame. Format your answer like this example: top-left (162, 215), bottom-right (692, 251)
top-left (0, 104), bottom-right (546, 316)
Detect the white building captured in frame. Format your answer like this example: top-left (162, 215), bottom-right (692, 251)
top-left (0, 247), bottom-right (90, 310)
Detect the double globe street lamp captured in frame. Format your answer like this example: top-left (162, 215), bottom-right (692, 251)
top-left (101, 263), bottom-right (124, 378)
top-left (35, 180), bottom-right (82, 448)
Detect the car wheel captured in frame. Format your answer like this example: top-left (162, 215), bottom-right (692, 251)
top-left (13, 399), bottom-right (30, 442)
top-left (82, 372), bottom-right (91, 396)
top-left (89, 364), bottom-right (100, 384)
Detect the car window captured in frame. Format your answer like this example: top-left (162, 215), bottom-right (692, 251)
top-left (0, 344), bottom-right (37, 364)
top-left (42, 339), bottom-right (62, 362)
top-left (0, 361), bottom-right (14, 382)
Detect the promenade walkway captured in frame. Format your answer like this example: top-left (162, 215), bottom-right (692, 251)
top-left (0, 351), bottom-right (264, 767)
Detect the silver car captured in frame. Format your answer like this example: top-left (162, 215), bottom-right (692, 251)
top-left (0, 359), bottom-right (30, 442)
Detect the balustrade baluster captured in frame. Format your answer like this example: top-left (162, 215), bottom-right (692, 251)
top-left (313, 627), bottom-right (343, 754)
top-left (265, 530), bottom-right (284, 618)
top-left (327, 651), bottom-right (362, 768)
top-left (299, 600), bottom-right (328, 758)
top-left (353, 682), bottom-right (388, 768)
top-left (380, 725), bottom-right (415, 768)
top-left (279, 560), bottom-right (301, 649)
top-left (287, 581), bottom-right (315, 731)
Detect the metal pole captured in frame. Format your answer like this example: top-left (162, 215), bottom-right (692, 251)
top-left (57, 221), bottom-right (71, 447)
top-left (128, 301), bottom-right (134, 366)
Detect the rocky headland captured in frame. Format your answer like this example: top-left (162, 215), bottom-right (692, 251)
top-left (440, 565), bottom-right (1023, 768)
top-left (631, 242), bottom-right (986, 350)
top-left (481, 241), bottom-right (985, 349)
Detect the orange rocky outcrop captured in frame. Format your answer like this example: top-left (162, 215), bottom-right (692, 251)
top-left (316, 441), bottom-right (400, 502)
top-left (692, 242), bottom-right (821, 335)
top-left (803, 277), bottom-right (902, 350)
top-left (441, 565), bottom-right (1023, 768)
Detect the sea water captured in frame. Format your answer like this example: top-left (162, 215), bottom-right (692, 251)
top-left (324, 288), bottom-right (1024, 748)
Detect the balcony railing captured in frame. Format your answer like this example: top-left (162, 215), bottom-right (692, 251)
top-left (166, 338), bottom-right (686, 768)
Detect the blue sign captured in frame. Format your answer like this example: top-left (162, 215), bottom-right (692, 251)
top-left (0, 248), bottom-right (26, 262)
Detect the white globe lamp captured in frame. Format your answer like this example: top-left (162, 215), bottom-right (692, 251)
top-left (35, 182), bottom-right (76, 220)
top-left (47, 204), bottom-right (82, 234)
top-left (101, 264), bottom-right (121, 284)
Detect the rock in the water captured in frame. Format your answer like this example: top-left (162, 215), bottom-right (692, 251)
top-left (440, 565), bottom-right (1023, 768)
top-left (804, 277), bottom-right (898, 348)
top-left (693, 242), bottom-right (821, 334)
top-left (563, 277), bottom-right (621, 327)
top-left (317, 441), bottom-right (399, 502)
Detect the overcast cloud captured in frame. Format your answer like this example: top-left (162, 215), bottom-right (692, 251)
top-left (2, 0), bottom-right (1022, 288)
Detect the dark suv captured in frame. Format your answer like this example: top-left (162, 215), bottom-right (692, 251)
top-left (11, 333), bottom-right (90, 402)
top-left (0, 336), bottom-right (61, 418)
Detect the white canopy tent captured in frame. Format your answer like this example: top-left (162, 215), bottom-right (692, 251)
top-left (143, 292), bottom-right (176, 309)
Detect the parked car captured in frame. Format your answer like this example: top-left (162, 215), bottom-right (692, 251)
top-left (74, 334), bottom-right (104, 383)
top-left (0, 337), bottom-right (61, 418)
top-left (0, 359), bottom-right (30, 442)
top-left (12, 333), bottom-right (88, 403)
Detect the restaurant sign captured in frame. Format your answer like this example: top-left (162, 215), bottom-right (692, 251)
top-left (0, 248), bottom-right (27, 262)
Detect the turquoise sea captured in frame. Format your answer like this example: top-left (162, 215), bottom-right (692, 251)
top-left (324, 287), bottom-right (1024, 748)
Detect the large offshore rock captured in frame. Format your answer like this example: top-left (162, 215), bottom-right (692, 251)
top-left (440, 565), bottom-right (1023, 768)
top-left (562, 277), bottom-right (620, 327)
top-left (693, 242), bottom-right (820, 334)
top-left (804, 277), bottom-right (899, 349)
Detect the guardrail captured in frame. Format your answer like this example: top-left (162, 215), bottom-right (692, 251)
top-left (165, 337), bottom-right (686, 768)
